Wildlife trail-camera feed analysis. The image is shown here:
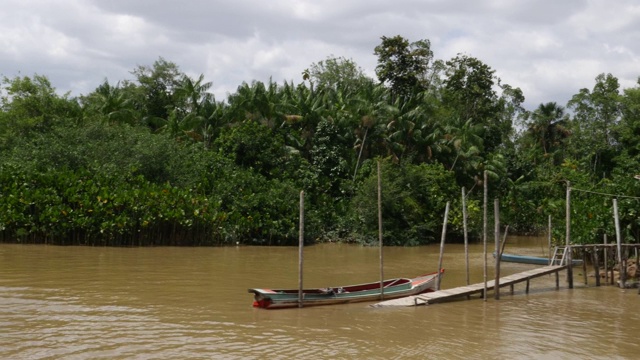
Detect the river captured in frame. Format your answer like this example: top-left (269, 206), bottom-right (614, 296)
top-left (1, 237), bottom-right (638, 359)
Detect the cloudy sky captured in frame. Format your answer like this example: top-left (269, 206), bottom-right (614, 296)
top-left (1, 0), bottom-right (639, 110)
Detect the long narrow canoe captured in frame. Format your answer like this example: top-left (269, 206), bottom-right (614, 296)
top-left (249, 269), bottom-right (444, 309)
top-left (498, 252), bottom-right (583, 266)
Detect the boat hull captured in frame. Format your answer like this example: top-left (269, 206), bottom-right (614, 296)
top-left (249, 269), bottom-right (443, 309)
top-left (499, 253), bottom-right (583, 266)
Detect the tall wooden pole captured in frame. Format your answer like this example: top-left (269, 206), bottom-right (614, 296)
top-left (378, 160), bottom-right (384, 299)
top-left (613, 198), bottom-right (624, 289)
top-left (462, 187), bottom-right (469, 286)
top-left (494, 198), bottom-right (501, 300)
top-left (548, 215), bottom-right (552, 259)
top-left (437, 201), bottom-right (450, 290)
top-left (298, 190), bottom-right (305, 307)
top-left (604, 234), bottom-right (609, 285)
top-left (483, 171), bottom-right (488, 301)
top-left (566, 181), bottom-right (573, 289)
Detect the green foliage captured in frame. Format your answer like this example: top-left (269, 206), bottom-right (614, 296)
top-left (519, 102), bottom-right (570, 166)
top-left (213, 120), bottom-right (290, 178)
top-left (0, 74), bottom-right (81, 147)
top-left (306, 56), bottom-right (372, 94)
top-left (374, 35), bottom-right (434, 101)
top-left (2, 42), bottom-right (640, 247)
top-left (567, 73), bottom-right (622, 176)
top-left (349, 160), bottom-right (462, 246)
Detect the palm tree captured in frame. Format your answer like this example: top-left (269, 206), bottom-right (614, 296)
top-left (526, 102), bottom-right (570, 164)
top-left (86, 81), bottom-right (138, 125)
top-left (174, 74), bottom-right (213, 115)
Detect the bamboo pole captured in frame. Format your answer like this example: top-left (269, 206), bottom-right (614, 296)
top-left (378, 160), bottom-right (384, 299)
top-left (436, 201), bottom-right (450, 290)
top-left (548, 215), bottom-right (552, 259)
top-left (462, 187), bottom-right (469, 286)
top-left (637, 251), bottom-right (639, 295)
top-left (483, 171), bottom-right (488, 301)
top-left (613, 198), bottom-right (624, 289)
top-left (566, 181), bottom-right (573, 289)
top-left (500, 225), bottom-right (510, 258)
top-left (298, 190), bottom-right (305, 308)
top-left (582, 249), bottom-right (588, 285)
top-left (352, 128), bottom-right (368, 183)
top-left (494, 198), bottom-right (500, 300)
top-left (593, 246), bottom-right (600, 287)
top-left (604, 234), bottom-right (609, 285)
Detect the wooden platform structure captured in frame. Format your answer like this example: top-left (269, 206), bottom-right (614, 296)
top-left (372, 265), bottom-right (567, 307)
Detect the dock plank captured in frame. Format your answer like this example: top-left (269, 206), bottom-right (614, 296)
top-left (372, 265), bottom-right (566, 307)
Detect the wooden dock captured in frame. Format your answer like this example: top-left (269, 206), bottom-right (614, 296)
top-left (372, 265), bottom-right (568, 307)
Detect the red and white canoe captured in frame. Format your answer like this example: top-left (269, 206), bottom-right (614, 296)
top-left (249, 269), bottom-right (443, 309)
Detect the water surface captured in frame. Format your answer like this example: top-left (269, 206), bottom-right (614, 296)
top-left (1, 238), bottom-right (638, 359)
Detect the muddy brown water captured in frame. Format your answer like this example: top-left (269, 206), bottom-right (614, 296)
top-left (1, 237), bottom-right (638, 359)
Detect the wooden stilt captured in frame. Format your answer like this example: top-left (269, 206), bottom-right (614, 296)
top-left (462, 187), bottom-right (470, 299)
top-left (377, 161), bottom-right (384, 299)
top-left (298, 191), bottom-right (304, 308)
top-left (613, 198), bottom-right (624, 289)
top-left (637, 251), bottom-right (640, 295)
top-left (526, 278), bottom-right (530, 293)
top-left (462, 187), bottom-right (469, 287)
top-left (548, 215), bottom-right (552, 258)
top-left (593, 246), bottom-right (600, 287)
top-left (582, 249), bottom-right (588, 285)
top-left (604, 234), bottom-right (609, 285)
top-left (436, 202), bottom-right (450, 291)
top-left (566, 182), bottom-right (573, 289)
top-left (483, 171), bottom-right (488, 302)
top-left (494, 198), bottom-right (500, 300)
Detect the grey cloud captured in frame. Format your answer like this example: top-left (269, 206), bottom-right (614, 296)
top-left (1, 0), bottom-right (639, 110)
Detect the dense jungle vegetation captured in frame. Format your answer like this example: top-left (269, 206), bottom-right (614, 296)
top-left (1, 35), bottom-right (639, 246)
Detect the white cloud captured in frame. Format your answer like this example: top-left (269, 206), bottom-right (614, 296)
top-left (0, 0), bottom-right (638, 110)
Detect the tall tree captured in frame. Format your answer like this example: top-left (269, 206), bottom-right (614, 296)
top-left (567, 73), bottom-right (622, 174)
top-left (0, 74), bottom-right (80, 144)
top-left (524, 102), bottom-right (570, 165)
top-left (306, 56), bottom-right (371, 95)
top-left (131, 57), bottom-right (184, 128)
top-left (374, 35), bottom-right (434, 102)
top-left (81, 80), bottom-right (139, 125)
top-left (442, 55), bottom-right (518, 155)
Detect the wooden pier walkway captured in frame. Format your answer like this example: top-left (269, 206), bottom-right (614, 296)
top-left (373, 265), bottom-right (567, 307)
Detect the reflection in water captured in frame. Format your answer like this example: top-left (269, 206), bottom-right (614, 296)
top-left (0, 240), bottom-right (639, 359)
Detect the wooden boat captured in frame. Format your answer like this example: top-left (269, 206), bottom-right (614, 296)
top-left (249, 269), bottom-right (443, 309)
top-left (497, 252), bottom-right (583, 266)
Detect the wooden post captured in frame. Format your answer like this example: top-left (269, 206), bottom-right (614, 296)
top-left (378, 160), bottom-right (384, 299)
top-left (462, 187), bottom-right (470, 286)
top-left (526, 278), bottom-right (530, 293)
top-left (604, 234), bottom-right (609, 285)
top-left (566, 181), bottom-right (573, 289)
top-left (637, 249), bottom-right (640, 295)
top-left (298, 190), bottom-right (305, 307)
top-left (613, 198), bottom-right (624, 289)
top-left (593, 246), bottom-right (600, 287)
top-left (483, 171), bottom-right (488, 301)
top-left (494, 198), bottom-right (500, 300)
top-left (548, 215), bottom-right (552, 259)
top-left (500, 225), bottom-right (510, 258)
top-left (436, 201), bottom-right (450, 290)
top-left (582, 248), bottom-right (588, 285)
